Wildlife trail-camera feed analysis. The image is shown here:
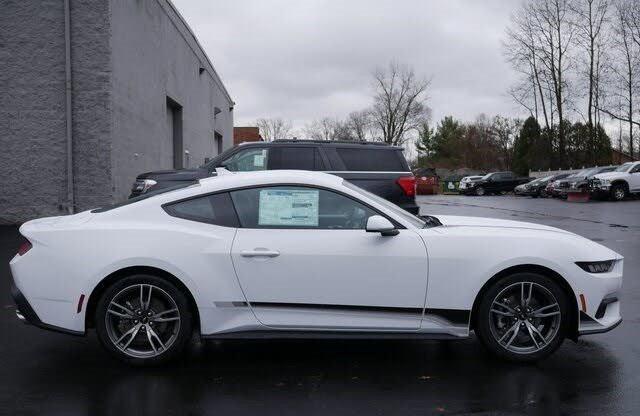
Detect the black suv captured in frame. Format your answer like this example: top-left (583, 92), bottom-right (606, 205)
top-left (130, 140), bottom-right (419, 214)
top-left (461, 171), bottom-right (531, 196)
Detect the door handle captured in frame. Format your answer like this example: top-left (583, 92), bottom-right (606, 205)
top-left (240, 248), bottom-right (280, 258)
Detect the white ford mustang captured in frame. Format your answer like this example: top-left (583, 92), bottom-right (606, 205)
top-left (10, 170), bottom-right (622, 364)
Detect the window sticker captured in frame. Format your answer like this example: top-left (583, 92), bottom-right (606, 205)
top-left (258, 189), bottom-right (319, 226)
top-left (253, 153), bottom-right (265, 168)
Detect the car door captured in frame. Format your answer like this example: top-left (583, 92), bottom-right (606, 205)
top-left (229, 185), bottom-right (429, 330)
top-left (630, 163), bottom-right (640, 191)
top-left (500, 173), bottom-right (514, 191)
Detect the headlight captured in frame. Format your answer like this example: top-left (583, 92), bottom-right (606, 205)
top-left (576, 260), bottom-right (615, 273)
top-left (132, 179), bottom-right (157, 193)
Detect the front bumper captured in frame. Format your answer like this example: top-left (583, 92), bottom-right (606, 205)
top-left (9, 271), bottom-right (84, 336)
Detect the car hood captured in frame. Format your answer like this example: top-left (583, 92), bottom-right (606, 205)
top-left (593, 171), bottom-right (622, 180)
top-left (434, 215), bottom-right (575, 235)
top-left (137, 168), bottom-right (208, 181)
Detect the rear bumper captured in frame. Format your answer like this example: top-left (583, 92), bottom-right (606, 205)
top-left (9, 271), bottom-right (84, 336)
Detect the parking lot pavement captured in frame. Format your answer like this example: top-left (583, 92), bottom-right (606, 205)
top-left (1, 195), bottom-right (639, 415)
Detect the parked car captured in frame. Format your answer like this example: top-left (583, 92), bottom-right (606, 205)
top-left (514, 182), bottom-right (529, 195)
top-left (525, 173), bottom-right (571, 198)
top-left (461, 172), bottom-right (531, 196)
top-left (590, 161), bottom-right (640, 201)
top-left (10, 170), bottom-right (623, 365)
top-left (414, 168), bottom-right (439, 195)
top-left (130, 140), bottom-right (419, 215)
top-left (458, 175), bottom-right (484, 191)
top-left (567, 166), bottom-right (617, 193)
top-left (551, 167), bottom-right (617, 198)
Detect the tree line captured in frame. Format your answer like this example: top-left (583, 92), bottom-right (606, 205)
top-left (253, 0), bottom-right (639, 173)
top-left (254, 62), bottom-right (430, 145)
top-left (415, 114), bottom-right (612, 176)
top-left (505, 0), bottom-right (639, 161)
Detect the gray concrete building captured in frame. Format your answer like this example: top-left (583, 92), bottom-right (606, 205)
top-left (0, 0), bottom-right (234, 224)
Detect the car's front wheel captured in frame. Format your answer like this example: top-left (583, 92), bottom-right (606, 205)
top-left (95, 275), bottom-right (193, 365)
top-left (610, 183), bottom-right (627, 201)
top-left (475, 273), bottom-right (568, 362)
top-left (475, 186), bottom-right (485, 196)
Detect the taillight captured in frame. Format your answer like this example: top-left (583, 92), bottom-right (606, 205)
top-left (396, 176), bottom-right (416, 197)
top-left (17, 238), bottom-right (32, 256)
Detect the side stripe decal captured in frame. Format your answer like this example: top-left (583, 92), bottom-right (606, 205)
top-left (216, 301), bottom-right (470, 326)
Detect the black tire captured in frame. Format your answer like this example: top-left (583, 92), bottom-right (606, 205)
top-left (95, 274), bottom-right (193, 366)
top-left (610, 183), bottom-right (627, 201)
top-left (475, 186), bottom-right (485, 196)
top-left (475, 272), bottom-right (568, 362)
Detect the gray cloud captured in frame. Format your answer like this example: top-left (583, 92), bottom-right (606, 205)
top-left (173, 0), bottom-right (525, 130)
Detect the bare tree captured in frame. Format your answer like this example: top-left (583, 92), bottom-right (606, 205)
top-left (254, 118), bottom-right (293, 142)
top-left (506, 0), bottom-right (576, 163)
top-left (600, 0), bottom-right (640, 157)
top-left (534, 0), bottom-right (575, 161)
top-left (504, 5), bottom-right (551, 129)
top-left (347, 110), bottom-right (371, 141)
top-left (572, 0), bottom-right (610, 162)
top-left (370, 62), bottom-right (431, 145)
top-left (304, 117), bottom-right (339, 141)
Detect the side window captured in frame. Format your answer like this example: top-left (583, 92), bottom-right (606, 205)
top-left (336, 148), bottom-right (406, 171)
top-left (631, 164), bottom-right (640, 173)
top-left (222, 148), bottom-right (268, 172)
top-left (230, 186), bottom-right (378, 229)
top-left (269, 147), bottom-right (324, 170)
top-left (164, 193), bottom-right (239, 227)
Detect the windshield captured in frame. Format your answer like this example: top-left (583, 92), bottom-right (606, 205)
top-left (582, 168), bottom-right (600, 177)
top-left (343, 181), bottom-right (425, 228)
top-left (569, 169), bottom-right (589, 178)
top-left (614, 162), bottom-right (633, 172)
top-left (481, 173), bottom-right (494, 180)
top-left (200, 147), bottom-right (236, 170)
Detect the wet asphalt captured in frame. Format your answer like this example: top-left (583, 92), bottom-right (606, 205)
top-left (1, 195), bottom-right (638, 416)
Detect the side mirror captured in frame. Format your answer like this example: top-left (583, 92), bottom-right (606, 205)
top-left (366, 215), bottom-right (399, 236)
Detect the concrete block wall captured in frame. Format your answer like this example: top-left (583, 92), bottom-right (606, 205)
top-left (109, 0), bottom-right (234, 202)
top-left (0, 0), bottom-right (234, 223)
top-left (1, 0), bottom-right (113, 224)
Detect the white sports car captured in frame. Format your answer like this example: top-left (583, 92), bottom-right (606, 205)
top-left (10, 170), bottom-right (622, 364)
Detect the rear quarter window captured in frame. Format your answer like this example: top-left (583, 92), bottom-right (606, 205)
top-left (335, 148), bottom-right (407, 171)
top-left (163, 193), bottom-right (239, 227)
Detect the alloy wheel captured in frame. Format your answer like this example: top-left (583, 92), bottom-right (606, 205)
top-left (613, 187), bottom-right (625, 201)
top-left (105, 284), bottom-right (181, 358)
top-left (488, 282), bottom-right (561, 354)
top-left (476, 187), bottom-right (485, 196)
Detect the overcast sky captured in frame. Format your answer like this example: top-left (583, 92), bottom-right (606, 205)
top-left (173, 0), bottom-right (525, 132)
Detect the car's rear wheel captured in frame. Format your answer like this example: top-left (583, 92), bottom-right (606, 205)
top-left (475, 273), bottom-right (567, 362)
top-left (95, 275), bottom-right (193, 365)
top-left (610, 183), bottom-right (627, 201)
top-left (475, 186), bottom-right (485, 196)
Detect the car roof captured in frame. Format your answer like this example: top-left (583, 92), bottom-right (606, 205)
top-left (238, 140), bottom-right (404, 151)
top-left (198, 169), bottom-right (344, 192)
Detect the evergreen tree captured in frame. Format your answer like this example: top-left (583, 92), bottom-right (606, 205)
top-left (512, 116), bottom-right (540, 175)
